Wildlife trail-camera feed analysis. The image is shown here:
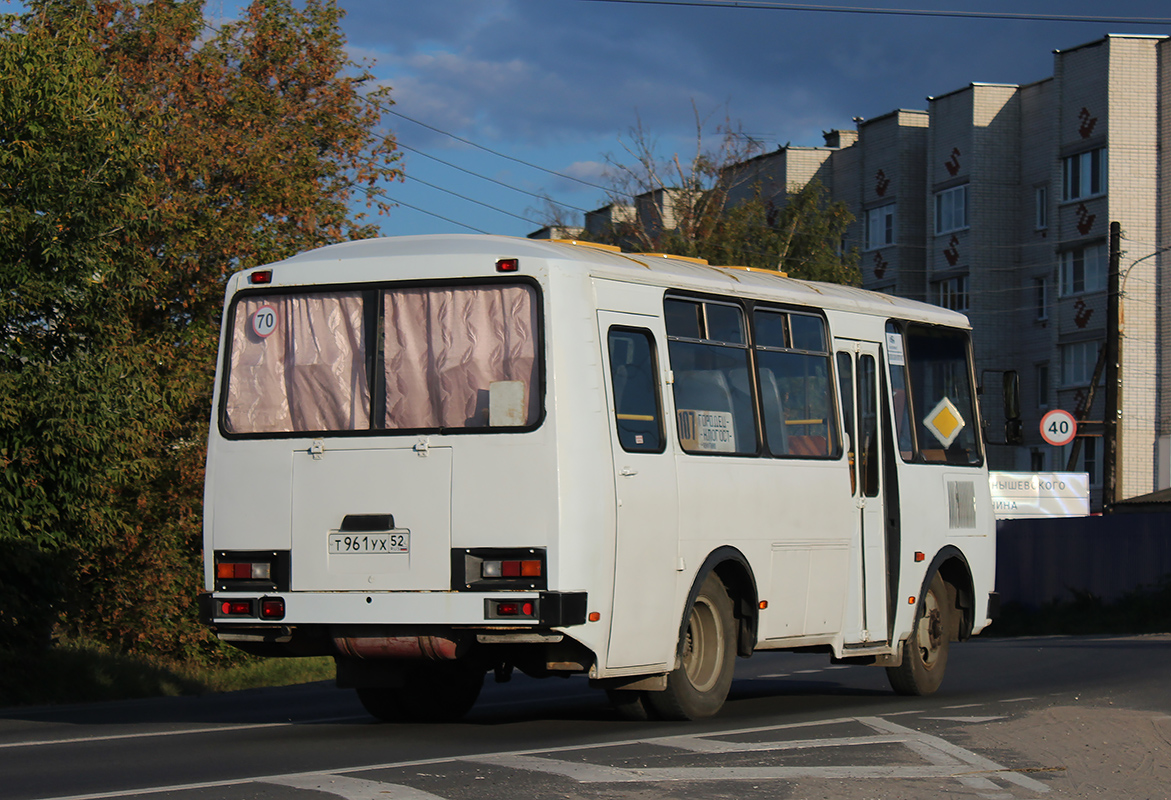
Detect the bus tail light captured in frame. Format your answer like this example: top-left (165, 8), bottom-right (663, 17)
top-left (481, 559), bottom-right (542, 579)
top-left (454, 548), bottom-right (547, 590)
top-left (216, 561), bottom-right (272, 581)
top-left (486, 598), bottom-right (538, 620)
top-left (214, 551), bottom-right (288, 592)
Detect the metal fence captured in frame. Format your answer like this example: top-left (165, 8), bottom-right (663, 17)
top-left (995, 512), bottom-right (1171, 609)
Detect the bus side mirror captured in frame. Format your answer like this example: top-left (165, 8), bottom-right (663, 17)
top-left (1003, 370), bottom-right (1022, 446)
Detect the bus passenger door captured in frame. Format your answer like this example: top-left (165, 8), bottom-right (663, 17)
top-left (835, 341), bottom-right (888, 643)
top-left (598, 314), bottom-right (680, 670)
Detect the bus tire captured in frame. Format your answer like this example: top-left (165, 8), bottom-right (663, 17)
top-left (886, 572), bottom-right (950, 696)
top-left (648, 572), bottom-right (736, 720)
top-left (356, 663), bottom-right (484, 723)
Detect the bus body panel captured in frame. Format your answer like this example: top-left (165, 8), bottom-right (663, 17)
top-left (201, 234), bottom-right (998, 713)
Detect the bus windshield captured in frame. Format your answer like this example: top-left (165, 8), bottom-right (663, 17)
top-left (222, 282), bottom-right (540, 436)
top-left (888, 322), bottom-right (982, 466)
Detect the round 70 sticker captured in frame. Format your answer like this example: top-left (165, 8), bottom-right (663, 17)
top-left (251, 305), bottom-right (278, 338)
top-left (1040, 409), bottom-right (1077, 447)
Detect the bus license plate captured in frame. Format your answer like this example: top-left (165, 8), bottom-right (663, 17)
top-left (328, 532), bottom-right (409, 554)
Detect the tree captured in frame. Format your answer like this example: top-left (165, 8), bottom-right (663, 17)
top-left (0, 11), bottom-right (160, 651)
top-left (573, 109), bottom-right (860, 284)
top-left (0, 0), bottom-right (403, 661)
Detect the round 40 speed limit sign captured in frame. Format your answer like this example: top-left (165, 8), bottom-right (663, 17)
top-left (1040, 409), bottom-right (1077, 446)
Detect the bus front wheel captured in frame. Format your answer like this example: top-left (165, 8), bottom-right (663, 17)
top-left (886, 572), bottom-right (951, 696)
top-left (648, 572), bottom-right (736, 720)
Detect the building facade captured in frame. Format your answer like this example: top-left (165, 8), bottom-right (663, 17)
top-left (533, 34), bottom-right (1171, 506)
top-left (727, 34), bottom-right (1171, 506)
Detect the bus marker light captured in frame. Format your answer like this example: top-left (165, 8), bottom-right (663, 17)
top-left (486, 599), bottom-right (538, 619)
top-left (496, 258), bottom-right (519, 273)
top-left (908, 596), bottom-right (917, 605)
top-left (249, 269), bottom-right (273, 284)
top-left (259, 597), bottom-right (285, 620)
top-left (221, 600), bottom-right (253, 616)
top-left (759, 600), bottom-right (769, 610)
top-left (588, 612), bottom-right (601, 622)
top-left (914, 551), bottom-right (925, 562)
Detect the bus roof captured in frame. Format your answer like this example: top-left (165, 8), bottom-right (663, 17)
top-left (265, 234), bottom-right (969, 329)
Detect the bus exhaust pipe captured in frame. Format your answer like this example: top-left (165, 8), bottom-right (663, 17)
top-left (331, 629), bottom-right (468, 661)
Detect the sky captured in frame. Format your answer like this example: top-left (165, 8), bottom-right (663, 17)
top-left (9, 1), bottom-right (1171, 238)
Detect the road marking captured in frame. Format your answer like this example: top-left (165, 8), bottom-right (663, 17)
top-left (469, 716), bottom-right (1049, 798)
top-left (925, 716), bottom-right (1008, 724)
top-left (32, 714), bottom-right (1050, 800)
top-left (0, 716), bottom-right (368, 750)
top-left (266, 775), bottom-right (446, 799)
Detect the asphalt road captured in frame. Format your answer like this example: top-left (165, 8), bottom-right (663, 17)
top-left (2, 634), bottom-right (1169, 800)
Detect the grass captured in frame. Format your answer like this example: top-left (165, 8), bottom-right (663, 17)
top-left (0, 639), bottom-right (335, 709)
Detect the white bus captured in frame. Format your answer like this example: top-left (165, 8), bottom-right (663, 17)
top-left (200, 234), bottom-right (1015, 722)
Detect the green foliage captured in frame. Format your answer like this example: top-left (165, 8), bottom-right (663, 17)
top-left (0, 637), bottom-right (334, 707)
top-left (661, 181), bottom-right (861, 284)
top-left (0, 1), bottom-right (400, 663)
top-left (577, 109), bottom-right (860, 284)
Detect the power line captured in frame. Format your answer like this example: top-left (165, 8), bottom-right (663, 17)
top-left (375, 193), bottom-right (491, 234)
top-left (404, 174), bottom-right (543, 225)
top-left (576, 0), bottom-right (1171, 26)
top-left (395, 140), bottom-right (592, 213)
top-left (383, 105), bottom-right (624, 197)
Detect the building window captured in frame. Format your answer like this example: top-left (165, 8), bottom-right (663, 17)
top-left (1035, 186), bottom-right (1048, 230)
top-left (865, 204), bottom-right (896, 250)
top-left (1034, 277), bottom-right (1049, 320)
top-left (1030, 449), bottom-right (1046, 471)
top-left (934, 185), bottom-right (968, 235)
top-left (1059, 243), bottom-right (1107, 296)
top-left (1061, 341), bottom-right (1100, 387)
top-left (1084, 437), bottom-right (1099, 485)
top-left (1062, 148), bottom-right (1105, 201)
top-left (936, 275), bottom-right (969, 312)
top-left (1035, 362), bottom-right (1049, 408)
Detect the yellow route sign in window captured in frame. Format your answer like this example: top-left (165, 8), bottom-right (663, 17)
top-left (924, 397), bottom-right (965, 447)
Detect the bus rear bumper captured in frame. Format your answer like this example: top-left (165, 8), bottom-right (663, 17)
top-left (199, 589), bottom-right (587, 629)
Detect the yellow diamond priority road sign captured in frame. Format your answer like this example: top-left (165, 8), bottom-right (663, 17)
top-left (924, 396), bottom-right (965, 447)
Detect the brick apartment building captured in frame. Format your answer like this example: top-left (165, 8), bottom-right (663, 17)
top-left (533, 34), bottom-right (1171, 508)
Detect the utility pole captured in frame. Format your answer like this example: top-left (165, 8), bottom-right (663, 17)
top-left (1103, 221), bottom-right (1122, 511)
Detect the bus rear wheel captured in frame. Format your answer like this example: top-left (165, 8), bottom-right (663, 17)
top-left (356, 662), bottom-right (484, 723)
top-left (887, 572), bottom-right (951, 696)
top-left (648, 572), bottom-right (735, 720)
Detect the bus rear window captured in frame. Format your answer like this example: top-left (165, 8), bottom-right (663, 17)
top-left (223, 282), bottom-right (540, 435)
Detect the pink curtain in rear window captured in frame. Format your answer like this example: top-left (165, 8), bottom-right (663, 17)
top-left (225, 293), bottom-right (369, 433)
top-left (382, 285), bottom-right (538, 429)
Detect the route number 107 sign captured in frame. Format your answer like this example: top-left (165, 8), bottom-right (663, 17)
top-left (1040, 409), bottom-right (1077, 447)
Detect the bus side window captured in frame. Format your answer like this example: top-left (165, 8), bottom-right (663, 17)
top-left (607, 328), bottom-right (665, 453)
top-left (665, 298), bottom-right (756, 455)
top-left (836, 352), bottom-right (856, 494)
top-left (754, 309), bottom-right (837, 459)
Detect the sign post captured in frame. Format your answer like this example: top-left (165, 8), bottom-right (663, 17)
top-left (1040, 409), bottom-right (1077, 447)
